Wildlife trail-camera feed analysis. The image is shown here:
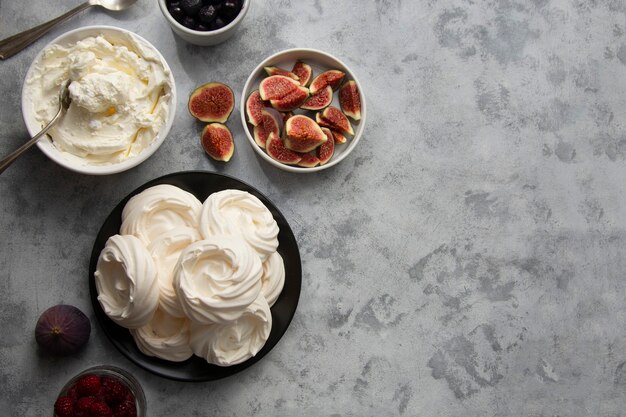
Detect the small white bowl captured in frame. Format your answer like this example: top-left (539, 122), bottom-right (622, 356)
top-left (158, 0), bottom-right (250, 46)
top-left (21, 26), bottom-right (176, 175)
top-left (240, 48), bottom-right (366, 173)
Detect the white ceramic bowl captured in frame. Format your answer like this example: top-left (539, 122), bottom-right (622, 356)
top-left (240, 48), bottom-right (366, 173)
top-left (21, 26), bottom-right (176, 175)
top-left (158, 0), bottom-right (250, 46)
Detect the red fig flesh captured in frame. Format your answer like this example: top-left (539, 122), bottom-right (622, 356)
top-left (292, 61), bottom-right (312, 86)
top-left (332, 130), bottom-right (347, 144)
top-left (270, 85), bottom-right (309, 111)
top-left (188, 82), bottom-right (235, 123)
top-left (264, 66), bottom-right (300, 81)
top-left (281, 112), bottom-right (294, 124)
top-left (318, 127), bottom-right (335, 165)
top-left (300, 85), bottom-right (333, 111)
top-left (259, 75), bottom-right (301, 101)
top-left (284, 115), bottom-right (327, 153)
top-left (318, 106), bottom-right (354, 136)
top-left (266, 132), bottom-right (302, 165)
top-left (339, 80), bottom-right (362, 121)
top-left (309, 70), bottom-right (346, 94)
top-left (35, 305), bottom-right (91, 356)
top-left (297, 152), bottom-right (320, 168)
top-left (246, 90), bottom-right (265, 126)
top-left (253, 109), bottom-right (281, 148)
top-left (201, 123), bottom-right (234, 162)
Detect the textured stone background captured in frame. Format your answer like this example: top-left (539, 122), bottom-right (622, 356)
top-left (1, 0), bottom-right (626, 416)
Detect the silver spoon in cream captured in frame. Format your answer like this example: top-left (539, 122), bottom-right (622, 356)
top-left (0, 81), bottom-right (72, 174)
top-left (0, 0), bottom-right (138, 60)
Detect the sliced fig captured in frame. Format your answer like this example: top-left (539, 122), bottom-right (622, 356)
top-left (246, 90), bottom-right (264, 126)
top-left (266, 132), bottom-right (302, 165)
top-left (201, 123), bottom-right (234, 162)
top-left (259, 75), bottom-right (301, 101)
top-left (332, 130), bottom-right (347, 144)
top-left (297, 152), bottom-right (320, 168)
top-left (35, 305), bottom-right (91, 356)
top-left (281, 112), bottom-right (294, 124)
top-left (270, 85), bottom-right (309, 111)
top-left (253, 109), bottom-right (280, 148)
top-left (318, 127), bottom-right (335, 165)
top-left (264, 66), bottom-right (300, 81)
top-left (309, 69), bottom-right (346, 94)
top-left (318, 106), bottom-right (354, 136)
top-left (292, 61), bottom-right (312, 86)
top-left (284, 115), bottom-right (327, 153)
top-left (315, 111), bottom-right (333, 129)
top-left (339, 80), bottom-right (361, 121)
top-left (188, 82), bottom-right (234, 123)
top-left (300, 85), bottom-right (333, 111)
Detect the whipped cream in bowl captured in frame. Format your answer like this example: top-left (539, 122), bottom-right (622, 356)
top-left (21, 26), bottom-right (176, 175)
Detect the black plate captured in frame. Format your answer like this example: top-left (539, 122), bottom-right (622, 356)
top-left (88, 171), bottom-right (302, 381)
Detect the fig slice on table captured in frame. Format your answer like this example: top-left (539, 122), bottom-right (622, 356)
top-left (266, 132), bottom-right (302, 165)
top-left (264, 66), bottom-right (300, 81)
top-left (35, 304), bottom-right (91, 356)
top-left (318, 127), bottom-right (335, 165)
top-left (300, 85), bottom-right (333, 111)
top-left (201, 123), bottom-right (234, 162)
top-left (309, 69), bottom-right (346, 94)
top-left (270, 85), bottom-right (309, 112)
top-left (245, 90), bottom-right (265, 126)
top-left (188, 82), bottom-right (235, 123)
top-left (317, 106), bottom-right (354, 136)
top-left (284, 114), bottom-right (327, 153)
top-left (292, 61), bottom-right (312, 86)
top-left (339, 80), bottom-right (361, 121)
top-left (259, 75), bottom-right (301, 101)
top-left (253, 109), bottom-right (281, 148)
top-left (297, 152), bottom-right (320, 168)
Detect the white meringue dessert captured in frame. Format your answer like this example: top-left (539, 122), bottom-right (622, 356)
top-left (95, 234), bottom-right (160, 329)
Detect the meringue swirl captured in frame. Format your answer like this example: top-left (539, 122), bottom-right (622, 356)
top-left (261, 251), bottom-right (285, 307)
top-left (199, 190), bottom-right (279, 262)
top-left (130, 308), bottom-right (193, 362)
top-left (121, 184), bottom-right (202, 246)
top-left (189, 295), bottom-right (272, 366)
top-left (95, 234), bottom-right (159, 329)
top-left (173, 236), bottom-right (263, 324)
top-left (148, 227), bottom-right (200, 318)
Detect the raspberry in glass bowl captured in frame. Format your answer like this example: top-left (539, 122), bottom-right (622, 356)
top-left (53, 366), bottom-right (146, 417)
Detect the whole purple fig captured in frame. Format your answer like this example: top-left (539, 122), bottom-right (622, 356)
top-left (35, 305), bottom-right (91, 356)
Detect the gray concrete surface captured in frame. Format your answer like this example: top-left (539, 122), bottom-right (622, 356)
top-left (1, 0), bottom-right (626, 416)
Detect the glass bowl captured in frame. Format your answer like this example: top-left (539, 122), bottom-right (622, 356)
top-left (53, 365), bottom-right (146, 417)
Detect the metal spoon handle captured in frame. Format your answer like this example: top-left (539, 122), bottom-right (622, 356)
top-left (0, 107), bottom-right (64, 174)
top-left (0, 1), bottom-right (94, 60)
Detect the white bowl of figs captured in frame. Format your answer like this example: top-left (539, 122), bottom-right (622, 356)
top-left (240, 48), bottom-right (365, 173)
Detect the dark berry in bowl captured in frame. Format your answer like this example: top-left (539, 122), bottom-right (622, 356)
top-left (220, 0), bottom-right (241, 19)
top-left (198, 5), bottom-right (218, 24)
top-left (182, 15), bottom-right (197, 28)
top-left (168, 6), bottom-right (184, 22)
top-left (209, 16), bottom-right (226, 30)
top-left (181, 0), bottom-right (202, 16)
